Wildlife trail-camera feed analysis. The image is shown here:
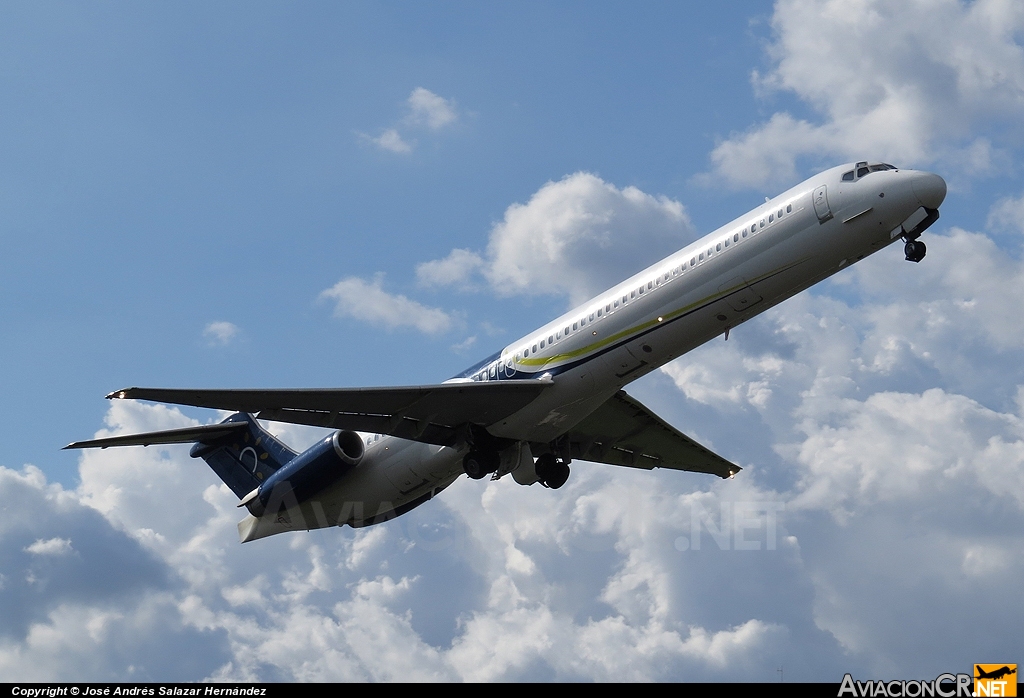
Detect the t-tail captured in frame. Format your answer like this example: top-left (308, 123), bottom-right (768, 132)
top-left (187, 412), bottom-right (298, 498)
top-left (65, 413), bottom-right (365, 541)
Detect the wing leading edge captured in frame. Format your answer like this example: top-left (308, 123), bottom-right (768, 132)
top-left (98, 382), bottom-right (738, 479)
top-left (554, 391), bottom-right (740, 479)
top-left (105, 380), bottom-right (553, 448)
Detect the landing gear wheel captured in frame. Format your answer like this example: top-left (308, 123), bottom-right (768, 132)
top-left (535, 453), bottom-right (571, 489)
top-left (463, 450), bottom-right (500, 480)
top-left (463, 452), bottom-right (488, 480)
top-left (904, 239), bottom-right (926, 263)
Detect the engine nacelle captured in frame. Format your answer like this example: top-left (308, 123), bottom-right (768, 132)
top-left (241, 430), bottom-right (364, 517)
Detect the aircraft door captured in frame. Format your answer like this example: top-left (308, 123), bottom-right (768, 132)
top-left (812, 185), bottom-right (833, 223)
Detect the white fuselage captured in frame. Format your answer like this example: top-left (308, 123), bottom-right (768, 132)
top-left (248, 163), bottom-right (946, 537)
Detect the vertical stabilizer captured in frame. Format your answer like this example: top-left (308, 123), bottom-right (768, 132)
top-left (189, 413), bottom-right (297, 498)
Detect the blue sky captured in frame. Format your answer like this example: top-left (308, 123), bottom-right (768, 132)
top-left (2, 0), bottom-right (1023, 682)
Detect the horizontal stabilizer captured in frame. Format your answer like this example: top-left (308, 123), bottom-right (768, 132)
top-left (63, 421), bottom-right (249, 450)
top-left (559, 391), bottom-right (741, 479)
top-left (107, 380), bottom-right (552, 447)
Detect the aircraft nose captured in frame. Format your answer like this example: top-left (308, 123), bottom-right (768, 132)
top-left (912, 172), bottom-right (946, 209)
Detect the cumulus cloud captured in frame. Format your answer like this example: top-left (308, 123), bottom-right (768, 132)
top-left (360, 88), bottom-right (458, 154)
top-left (416, 248), bottom-right (485, 288)
top-left (39, 204), bottom-right (1024, 682)
top-left (987, 193), bottom-right (1024, 233)
top-left (655, 213), bottom-right (1024, 672)
top-left (406, 88), bottom-right (458, 130)
top-left (417, 173), bottom-right (695, 306)
top-left (320, 274), bottom-right (457, 334)
top-left (705, 0), bottom-right (1024, 188)
top-left (202, 321), bottom-right (239, 346)
top-left (0, 464), bottom-right (226, 680)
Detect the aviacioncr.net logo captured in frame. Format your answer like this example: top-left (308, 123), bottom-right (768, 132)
top-left (838, 673), bottom-right (973, 697)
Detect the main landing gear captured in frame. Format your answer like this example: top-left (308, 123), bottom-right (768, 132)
top-left (904, 238), bottom-right (927, 263)
top-left (462, 450), bottom-right (499, 480)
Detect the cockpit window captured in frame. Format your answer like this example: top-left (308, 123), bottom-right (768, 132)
top-left (847, 162), bottom-right (897, 181)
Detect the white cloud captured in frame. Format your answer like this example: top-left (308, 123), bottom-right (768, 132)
top-left (419, 172), bottom-right (695, 306)
top-left (320, 274), bottom-right (456, 334)
top-left (450, 335), bottom-right (477, 353)
top-left (987, 193), bottom-right (1024, 233)
top-left (406, 87), bottom-right (458, 130)
top-left (416, 248), bottom-right (484, 288)
top-left (653, 214), bottom-right (1024, 673)
top-left (363, 128), bottom-right (413, 154)
top-left (24, 538), bottom-right (73, 556)
top-left (202, 321), bottom-right (239, 346)
top-left (360, 88), bottom-right (458, 154)
top-left (705, 0), bottom-right (1024, 188)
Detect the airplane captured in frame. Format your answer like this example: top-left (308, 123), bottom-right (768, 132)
top-left (66, 161), bottom-right (947, 542)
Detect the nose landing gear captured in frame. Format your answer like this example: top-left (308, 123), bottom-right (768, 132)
top-left (904, 238), bottom-right (927, 263)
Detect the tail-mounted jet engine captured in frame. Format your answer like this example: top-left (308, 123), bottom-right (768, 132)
top-left (239, 429), bottom-right (364, 517)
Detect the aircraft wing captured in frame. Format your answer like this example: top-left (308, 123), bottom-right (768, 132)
top-left (558, 390), bottom-right (740, 479)
top-left (63, 420), bottom-right (249, 450)
top-left (106, 380), bottom-right (553, 448)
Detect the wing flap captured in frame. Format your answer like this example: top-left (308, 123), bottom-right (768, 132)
top-left (63, 421), bottom-right (249, 450)
top-left (559, 391), bottom-right (740, 479)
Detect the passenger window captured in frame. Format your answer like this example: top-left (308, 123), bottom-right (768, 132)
top-left (638, 286), bottom-right (644, 295)
top-left (630, 290), bottom-right (636, 299)
top-left (572, 322), bottom-right (578, 331)
top-left (615, 299), bottom-right (620, 307)
top-left (716, 243), bottom-right (722, 251)
top-left (564, 327), bottom-right (569, 335)
top-left (589, 313), bottom-right (594, 321)
top-left (532, 344), bottom-right (537, 352)
top-left (786, 204), bottom-right (792, 213)
top-left (733, 234), bottom-right (739, 242)
top-left (778, 209), bottom-right (783, 218)
top-left (597, 309), bottom-right (602, 317)
top-left (750, 224), bottom-right (756, 233)
top-left (759, 220), bottom-right (765, 228)
top-left (769, 214), bottom-right (774, 222)
top-left (647, 281), bottom-right (653, 290)
top-left (690, 257), bottom-right (696, 265)
top-left (699, 253), bottom-right (704, 261)
top-left (742, 230), bottom-right (748, 237)
top-left (724, 238), bottom-right (729, 247)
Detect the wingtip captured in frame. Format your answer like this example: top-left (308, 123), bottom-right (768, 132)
top-left (106, 388), bottom-right (133, 400)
